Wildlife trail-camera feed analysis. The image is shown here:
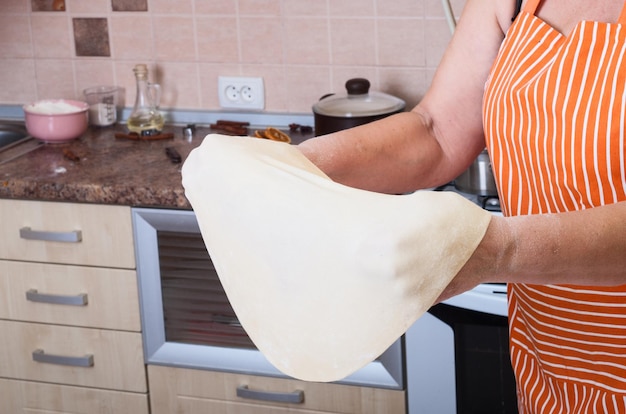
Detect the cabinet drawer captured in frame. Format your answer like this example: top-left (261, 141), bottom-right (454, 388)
top-left (0, 320), bottom-right (146, 392)
top-left (0, 378), bottom-right (149, 414)
top-left (148, 365), bottom-right (406, 414)
top-left (0, 260), bottom-right (140, 331)
top-left (0, 200), bottom-right (135, 268)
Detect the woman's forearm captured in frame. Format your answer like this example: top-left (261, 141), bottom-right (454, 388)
top-left (500, 202), bottom-right (626, 285)
top-left (440, 202), bottom-right (626, 301)
top-left (444, 202), bottom-right (626, 300)
top-left (298, 110), bottom-right (480, 194)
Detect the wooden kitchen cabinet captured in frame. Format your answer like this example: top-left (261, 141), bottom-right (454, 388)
top-left (148, 365), bottom-right (406, 414)
top-left (0, 199), bottom-right (148, 414)
top-left (0, 378), bottom-right (149, 414)
top-left (0, 199), bottom-right (135, 268)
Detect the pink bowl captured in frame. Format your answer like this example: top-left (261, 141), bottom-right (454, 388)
top-left (23, 99), bottom-right (89, 143)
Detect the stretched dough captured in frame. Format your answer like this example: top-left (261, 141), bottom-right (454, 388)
top-left (182, 134), bottom-right (491, 382)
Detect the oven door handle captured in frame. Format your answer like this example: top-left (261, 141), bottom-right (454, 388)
top-left (236, 385), bottom-right (304, 404)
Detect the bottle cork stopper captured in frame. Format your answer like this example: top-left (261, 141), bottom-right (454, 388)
top-left (133, 64), bottom-right (148, 78)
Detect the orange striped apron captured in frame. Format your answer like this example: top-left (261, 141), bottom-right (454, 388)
top-left (483, 0), bottom-right (626, 412)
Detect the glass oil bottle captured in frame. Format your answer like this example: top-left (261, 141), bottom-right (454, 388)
top-left (127, 64), bottom-right (165, 135)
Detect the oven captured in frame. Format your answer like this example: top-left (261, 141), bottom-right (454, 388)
top-left (405, 186), bottom-right (518, 414)
top-left (132, 207), bottom-right (404, 390)
top-left (405, 285), bottom-right (517, 413)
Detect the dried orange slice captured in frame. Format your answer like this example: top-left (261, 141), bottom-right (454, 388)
top-left (264, 127), bottom-right (291, 144)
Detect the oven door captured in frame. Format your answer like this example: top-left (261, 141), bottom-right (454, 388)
top-left (132, 207), bottom-right (404, 390)
top-left (405, 286), bottom-right (518, 413)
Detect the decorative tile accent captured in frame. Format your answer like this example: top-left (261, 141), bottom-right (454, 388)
top-left (111, 0), bottom-right (148, 12)
top-left (73, 18), bottom-right (111, 57)
top-left (31, 0), bottom-right (65, 11)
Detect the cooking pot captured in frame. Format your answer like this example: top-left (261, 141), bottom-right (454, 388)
top-left (454, 149), bottom-right (498, 196)
top-left (312, 78), bottom-right (406, 136)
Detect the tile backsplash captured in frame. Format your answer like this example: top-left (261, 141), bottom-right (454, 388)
top-left (0, 0), bottom-right (465, 114)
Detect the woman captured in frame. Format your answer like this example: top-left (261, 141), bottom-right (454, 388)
top-left (298, 0), bottom-right (626, 411)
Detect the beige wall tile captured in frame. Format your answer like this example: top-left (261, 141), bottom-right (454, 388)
top-left (239, 17), bottom-right (282, 63)
top-left (74, 59), bottom-right (116, 96)
top-left (380, 67), bottom-right (428, 109)
top-left (154, 61), bottom-right (201, 109)
top-left (238, 0), bottom-right (280, 16)
top-left (0, 59), bottom-right (37, 104)
top-left (330, 18), bottom-right (376, 66)
top-left (424, 0), bottom-right (465, 20)
top-left (424, 18), bottom-right (453, 68)
top-left (0, 0), bottom-right (29, 13)
top-left (196, 16), bottom-right (239, 63)
top-left (378, 18), bottom-right (425, 67)
top-left (283, 1), bottom-right (326, 16)
top-left (283, 17), bottom-right (329, 65)
top-left (31, 14), bottom-right (72, 58)
top-left (285, 66), bottom-right (331, 113)
top-left (152, 16), bottom-right (196, 61)
top-left (193, 0), bottom-right (236, 15)
top-left (109, 15), bottom-right (154, 60)
top-left (150, 0), bottom-right (193, 14)
top-left (377, 0), bottom-right (424, 17)
top-left (330, 0), bottom-right (375, 17)
top-left (0, 14), bottom-right (33, 58)
top-left (34, 59), bottom-right (75, 100)
top-left (66, 0), bottom-right (110, 14)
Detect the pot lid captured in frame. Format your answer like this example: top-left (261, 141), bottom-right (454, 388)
top-left (313, 78), bottom-right (405, 118)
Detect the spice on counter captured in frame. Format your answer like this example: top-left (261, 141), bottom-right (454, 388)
top-left (210, 120), bottom-right (250, 135)
top-left (165, 147), bottom-right (182, 164)
top-left (288, 123), bottom-right (313, 134)
top-left (253, 127), bottom-right (291, 144)
top-left (63, 149), bottom-right (80, 162)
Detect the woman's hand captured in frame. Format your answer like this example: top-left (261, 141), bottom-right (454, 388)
top-left (437, 201), bottom-right (626, 303)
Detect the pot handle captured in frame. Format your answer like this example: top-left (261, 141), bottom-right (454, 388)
top-left (346, 78), bottom-right (370, 95)
top-left (318, 93), bottom-right (335, 101)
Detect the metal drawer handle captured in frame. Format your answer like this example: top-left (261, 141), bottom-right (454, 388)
top-left (19, 227), bottom-right (82, 243)
top-left (236, 385), bottom-right (304, 404)
top-left (26, 289), bottom-right (88, 306)
top-left (32, 349), bottom-right (94, 367)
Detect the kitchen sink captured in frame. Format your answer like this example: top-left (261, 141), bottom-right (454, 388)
top-left (0, 122), bottom-right (30, 150)
top-left (0, 121), bottom-right (42, 165)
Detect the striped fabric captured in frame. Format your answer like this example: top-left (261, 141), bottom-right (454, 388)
top-left (483, 0), bottom-right (626, 412)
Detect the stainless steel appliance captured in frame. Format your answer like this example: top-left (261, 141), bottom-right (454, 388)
top-left (454, 148), bottom-right (498, 197)
top-left (132, 207), bottom-right (404, 390)
top-left (405, 186), bottom-right (517, 413)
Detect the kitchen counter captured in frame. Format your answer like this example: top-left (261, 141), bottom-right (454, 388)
top-left (0, 123), bottom-right (313, 209)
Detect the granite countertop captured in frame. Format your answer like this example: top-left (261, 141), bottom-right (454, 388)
top-left (0, 123), bottom-right (313, 209)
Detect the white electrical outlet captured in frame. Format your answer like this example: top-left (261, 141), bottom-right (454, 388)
top-left (218, 76), bottom-right (265, 110)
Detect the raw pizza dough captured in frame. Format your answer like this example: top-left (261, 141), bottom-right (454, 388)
top-left (181, 134), bottom-right (491, 382)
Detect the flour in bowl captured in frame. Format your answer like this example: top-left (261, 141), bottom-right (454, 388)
top-left (26, 100), bottom-right (85, 115)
